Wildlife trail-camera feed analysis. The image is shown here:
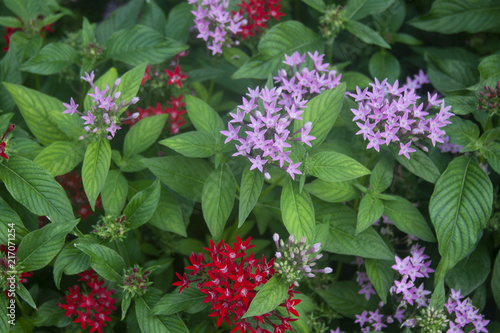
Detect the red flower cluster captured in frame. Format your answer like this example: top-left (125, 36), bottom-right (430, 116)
top-left (124, 96), bottom-right (187, 134)
top-left (56, 171), bottom-right (102, 220)
top-left (236, 0), bottom-right (285, 39)
top-left (0, 124), bottom-right (15, 159)
top-left (173, 237), bottom-right (300, 333)
top-left (165, 65), bottom-right (188, 88)
top-left (58, 269), bottom-right (116, 333)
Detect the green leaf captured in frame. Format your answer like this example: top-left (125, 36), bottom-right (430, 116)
top-left (165, 3), bottom-right (192, 43)
top-left (101, 170), bottom-right (128, 216)
top-left (238, 164), bottom-right (264, 227)
top-left (124, 179), bottom-right (161, 229)
top-left (115, 63), bottom-right (148, 115)
top-left (202, 164), bottom-right (236, 240)
top-left (368, 51), bottom-right (400, 83)
top-left (144, 156), bottom-right (212, 202)
top-left (356, 193), bottom-right (384, 234)
top-left (82, 17), bottom-right (96, 45)
top-left (480, 142), bottom-right (500, 175)
top-left (185, 95), bottom-right (225, 137)
top-left (305, 179), bottom-right (359, 203)
top-left (281, 178), bottom-right (315, 242)
top-left (124, 114), bottom-right (168, 159)
top-left (152, 287), bottom-right (207, 316)
top-left (300, 0), bottom-right (326, 13)
top-left (365, 259), bottom-right (394, 303)
top-left (293, 83), bottom-right (346, 149)
top-left (19, 43), bottom-right (77, 75)
top-left (392, 33), bottom-right (421, 45)
top-left (343, 0), bottom-right (395, 20)
top-left (159, 131), bottom-right (217, 158)
top-left (443, 96), bottom-right (477, 115)
top-left (17, 219), bottom-right (79, 271)
top-left (75, 243), bottom-right (125, 282)
top-left (243, 275), bottom-right (289, 318)
top-left (149, 187), bottom-right (187, 237)
top-left (370, 158), bottom-right (393, 193)
top-left (383, 196), bottom-right (436, 242)
top-left (95, 0), bottom-right (143, 43)
top-left (344, 20), bottom-right (390, 49)
top-left (136, 295), bottom-right (189, 333)
top-left (0, 196), bottom-right (28, 244)
top-left (104, 25), bottom-right (187, 66)
top-left (233, 21), bottom-right (323, 79)
top-left (16, 284), bottom-right (36, 310)
top-left (341, 72), bottom-right (372, 92)
top-left (33, 141), bottom-right (85, 177)
top-left (392, 145), bottom-right (441, 183)
top-left (0, 16), bottom-right (24, 27)
top-left (138, 0), bottom-right (166, 34)
top-left (478, 54), bottom-right (500, 85)
top-left (492, 250), bottom-right (500, 310)
top-left (409, 0), bottom-right (500, 34)
top-left (0, 294), bottom-right (10, 332)
top-left (3, 83), bottom-right (82, 145)
top-left (53, 245), bottom-right (90, 288)
top-left (0, 46), bottom-right (22, 113)
top-left (4, 0), bottom-right (41, 21)
top-left (429, 156), bottom-right (493, 282)
top-left (82, 137), bottom-right (111, 210)
top-left (445, 116), bottom-right (480, 148)
top-left (306, 151), bottom-right (370, 182)
top-left (0, 156), bottom-right (74, 223)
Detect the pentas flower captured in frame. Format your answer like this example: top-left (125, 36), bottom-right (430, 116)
top-left (62, 71), bottom-right (140, 140)
top-left (92, 215), bottom-right (127, 241)
top-left (221, 51), bottom-right (342, 179)
top-left (121, 266), bottom-right (152, 298)
top-left (352, 257), bottom-right (376, 300)
top-left (173, 236), bottom-right (301, 332)
top-left (349, 71), bottom-right (453, 159)
top-left (477, 80), bottom-right (500, 115)
top-left (57, 269), bottom-right (116, 333)
top-left (236, 0), bottom-right (285, 39)
top-left (272, 234), bottom-right (332, 287)
top-left (165, 65), bottom-right (188, 88)
top-left (0, 124), bottom-right (15, 160)
top-left (438, 136), bottom-right (464, 154)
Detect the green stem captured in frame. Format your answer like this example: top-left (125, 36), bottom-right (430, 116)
top-left (334, 261), bottom-right (342, 282)
top-left (34, 74), bottom-right (40, 91)
top-left (114, 239), bottom-right (130, 268)
top-left (258, 173), bottom-right (287, 200)
top-left (326, 37), bottom-right (335, 64)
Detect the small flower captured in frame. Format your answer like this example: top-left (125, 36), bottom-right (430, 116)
top-left (165, 65), bottom-right (188, 88)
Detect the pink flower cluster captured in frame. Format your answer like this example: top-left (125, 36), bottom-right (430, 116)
top-left (444, 289), bottom-right (489, 333)
top-left (221, 51), bottom-right (342, 179)
top-left (352, 257), bottom-right (376, 301)
top-left (349, 71), bottom-right (454, 159)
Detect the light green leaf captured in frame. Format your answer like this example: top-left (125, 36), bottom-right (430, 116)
top-left (202, 164), bottom-right (236, 240)
top-left (383, 195), bottom-right (436, 242)
top-left (300, 0), bottom-right (326, 13)
top-left (0, 16), bottom-right (23, 27)
top-left (0, 294), bottom-right (10, 332)
top-left (116, 63), bottom-right (148, 115)
top-left (53, 244), bottom-right (90, 288)
top-left (356, 193), bottom-right (384, 234)
top-left (370, 158), bottom-right (394, 193)
top-left (306, 151), bottom-right (370, 182)
top-left (233, 21), bottom-right (323, 79)
top-left (149, 187), bottom-right (187, 237)
top-left (16, 284), bottom-right (36, 310)
top-left (0, 156), bottom-right (73, 223)
top-left (144, 156), bottom-right (212, 202)
top-left (429, 156), bottom-right (493, 282)
top-left (0, 46), bottom-right (22, 112)
top-left (33, 141), bottom-right (85, 177)
top-left (343, 0), bottom-right (395, 20)
top-left (365, 259), bottom-right (394, 303)
top-left (82, 137), bottom-right (111, 210)
top-left (165, 2), bottom-right (192, 43)
top-left (443, 96), bottom-right (477, 115)
top-left (344, 20), bottom-right (390, 49)
top-left (243, 275), bottom-right (289, 318)
top-left (124, 179), bottom-right (161, 229)
top-left (185, 95), bottom-right (225, 137)
top-left (294, 83), bottom-right (346, 149)
top-left (480, 142), bottom-right (500, 175)
top-left (95, 0), bottom-right (144, 43)
top-left (136, 295), bottom-right (189, 333)
top-left (341, 72), bottom-right (372, 92)
top-left (369, 51), bottom-right (400, 83)
top-left (305, 179), bottom-right (359, 203)
top-left (19, 43), bottom-right (77, 75)
top-left (124, 114), bottom-right (168, 159)
top-left (75, 243), bottom-right (125, 282)
top-left (281, 178), bottom-right (315, 242)
top-left (152, 287), bottom-right (207, 316)
top-left (101, 170), bottom-right (128, 216)
top-left (445, 116), bottom-right (480, 148)
top-left (238, 164), bottom-right (264, 227)
top-left (159, 131), bottom-right (217, 158)
top-left (392, 145), bottom-right (441, 183)
top-left (138, 0), bottom-right (166, 34)
top-left (0, 196), bottom-right (28, 244)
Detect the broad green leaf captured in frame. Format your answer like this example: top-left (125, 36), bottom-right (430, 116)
top-left (159, 131), bottom-right (217, 158)
top-left (152, 287), bottom-right (207, 316)
top-left (344, 20), bottom-right (390, 49)
top-left (34, 141), bottom-right (85, 177)
top-left (82, 137), bottom-right (111, 210)
top-left (95, 0), bottom-right (144, 43)
top-left (0, 16), bottom-right (23, 27)
top-left (0, 156), bottom-right (73, 223)
top-left (281, 178), bottom-right (315, 242)
top-left (243, 275), bottom-right (289, 318)
top-left (480, 142), bottom-right (500, 175)
top-left (409, 0), bottom-right (500, 34)
top-left (9, 31), bottom-right (42, 62)
top-left (306, 151), bottom-right (370, 182)
top-left (356, 193), bottom-right (384, 234)
top-left (370, 158), bottom-right (393, 193)
top-left (300, 0), bottom-right (326, 13)
top-left (443, 96), bottom-right (477, 115)
top-left (75, 243), bottom-right (125, 282)
top-left (0, 196), bottom-right (28, 244)
top-left (343, 0), bottom-right (395, 20)
top-left (17, 219), bottom-right (79, 271)
top-left (165, 2), bottom-right (192, 43)
top-left (429, 156), bottom-right (492, 282)
top-left (4, 0), bottom-right (41, 21)
top-left (19, 43), bottom-right (77, 75)
top-left (238, 164), bottom-right (264, 227)
top-left (53, 245), bottom-right (90, 288)
top-left (305, 179), bottom-right (359, 203)
top-left (0, 47), bottom-right (22, 112)
top-left (30, 299), bottom-right (72, 327)
top-left (3, 83), bottom-right (82, 145)
top-left (185, 95), bottom-right (225, 137)
top-left (202, 164), bottom-right (236, 240)
top-left (383, 196), bottom-right (436, 242)
top-left (445, 116), bottom-right (479, 148)
top-left (136, 295), bottom-right (189, 333)
top-left (446, 242), bottom-right (491, 296)
top-left (124, 114), bottom-right (168, 159)
top-left (115, 63), bottom-right (148, 115)
top-left (369, 51), bottom-right (400, 83)
top-left (0, 294), bottom-right (10, 332)
top-left (16, 284), bottom-right (36, 310)
top-left (365, 259), bottom-right (394, 303)
top-left (144, 156), bottom-right (212, 202)
top-left (124, 179), bottom-right (161, 229)
top-left (492, 250), bottom-right (500, 310)
top-left (392, 145), bottom-right (441, 183)
top-left (104, 25), bottom-right (187, 66)
top-left (341, 72), bottom-right (372, 92)
top-left (149, 187), bottom-right (187, 237)
top-left (293, 83), bottom-right (346, 149)
top-left (392, 33), bottom-right (421, 45)
top-left (82, 17), bottom-right (96, 45)
top-left (233, 21), bottom-right (323, 79)
top-left (138, 0), bottom-right (166, 34)
top-left (101, 170), bottom-right (129, 216)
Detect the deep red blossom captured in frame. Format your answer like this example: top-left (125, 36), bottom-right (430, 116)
top-left (165, 65), bottom-right (188, 88)
top-left (235, 0), bottom-right (285, 40)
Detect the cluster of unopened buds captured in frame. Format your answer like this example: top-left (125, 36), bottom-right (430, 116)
top-left (350, 70), bottom-right (454, 159)
top-left (272, 234), bottom-right (332, 287)
top-left (122, 266), bottom-right (152, 298)
top-left (92, 215), bottom-right (127, 241)
top-left (0, 124), bottom-right (15, 160)
top-left (221, 51), bottom-right (342, 179)
top-left (173, 236), bottom-right (300, 332)
top-left (62, 71), bottom-right (140, 140)
top-left (478, 81), bottom-right (500, 115)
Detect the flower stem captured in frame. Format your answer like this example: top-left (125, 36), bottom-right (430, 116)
top-left (258, 173), bottom-right (287, 200)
